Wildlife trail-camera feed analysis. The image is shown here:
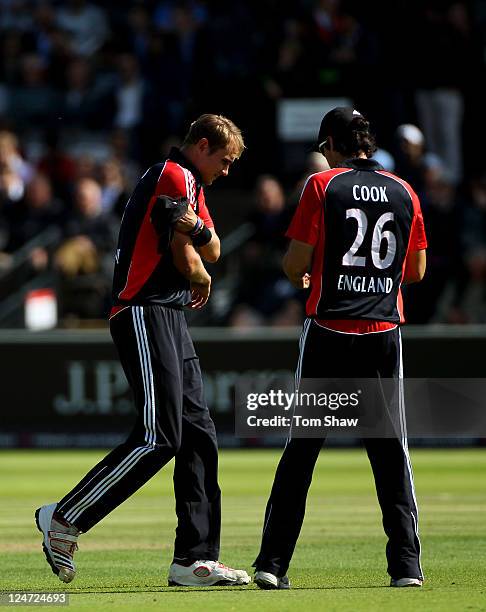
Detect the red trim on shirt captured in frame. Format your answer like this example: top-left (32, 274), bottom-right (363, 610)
top-left (377, 171), bottom-right (427, 323)
top-left (286, 169), bottom-right (352, 317)
top-left (197, 191), bottom-right (214, 229)
top-left (315, 318), bottom-right (397, 334)
top-left (117, 191), bottom-right (161, 301)
top-left (109, 304), bottom-right (129, 319)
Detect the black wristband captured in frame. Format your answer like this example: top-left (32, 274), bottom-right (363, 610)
top-left (191, 225), bottom-right (212, 246)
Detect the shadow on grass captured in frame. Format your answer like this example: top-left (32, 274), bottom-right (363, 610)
top-left (67, 584), bottom-right (392, 594)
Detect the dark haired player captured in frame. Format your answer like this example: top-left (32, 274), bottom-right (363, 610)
top-left (253, 107), bottom-right (427, 590)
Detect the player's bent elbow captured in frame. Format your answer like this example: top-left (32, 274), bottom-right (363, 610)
top-left (414, 259), bottom-right (427, 283)
top-left (417, 265), bottom-right (426, 282)
top-left (404, 270), bottom-right (424, 284)
top-left (282, 255), bottom-right (293, 279)
top-left (201, 246), bottom-right (220, 263)
top-left (174, 253), bottom-right (201, 279)
top-left (200, 234), bottom-right (220, 263)
top-left (184, 257), bottom-right (203, 278)
top-left (283, 259), bottom-right (303, 284)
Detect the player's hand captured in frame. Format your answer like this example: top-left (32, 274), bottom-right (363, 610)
top-left (175, 206), bottom-right (198, 233)
top-left (189, 278), bottom-right (211, 309)
top-left (302, 273), bottom-right (311, 289)
top-left (290, 273), bottom-right (311, 289)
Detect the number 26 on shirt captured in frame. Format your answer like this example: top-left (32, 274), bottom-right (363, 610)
top-left (342, 209), bottom-right (396, 270)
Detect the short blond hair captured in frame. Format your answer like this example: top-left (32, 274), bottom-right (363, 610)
top-left (183, 114), bottom-right (245, 157)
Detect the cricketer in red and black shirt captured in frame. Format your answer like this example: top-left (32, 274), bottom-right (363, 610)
top-left (50, 115), bottom-right (252, 587)
top-left (253, 108), bottom-right (427, 590)
top-left (110, 147), bottom-right (217, 313)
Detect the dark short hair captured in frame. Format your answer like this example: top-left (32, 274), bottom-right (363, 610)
top-left (329, 116), bottom-right (377, 158)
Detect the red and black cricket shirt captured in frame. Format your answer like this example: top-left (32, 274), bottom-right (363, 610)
top-left (287, 158), bottom-right (427, 334)
top-left (110, 147), bottom-right (214, 316)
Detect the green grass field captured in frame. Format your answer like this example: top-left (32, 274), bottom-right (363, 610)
top-left (1, 448), bottom-right (485, 611)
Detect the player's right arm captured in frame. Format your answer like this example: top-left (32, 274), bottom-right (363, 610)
top-left (171, 231), bottom-right (211, 308)
top-left (283, 240), bottom-right (312, 289)
top-left (403, 249), bottom-right (426, 284)
top-left (283, 173), bottom-right (324, 289)
top-left (402, 185), bottom-right (427, 284)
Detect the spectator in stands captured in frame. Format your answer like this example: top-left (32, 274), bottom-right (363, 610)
top-left (113, 53), bottom-right (145, 159)
top-left (412, 2), bottom-right (481, 185)
top-left (0, 212), bottom-right (10, 271)
top-left (0, 0), bottom-right (32, 32)
top-left (404, 167), bottom-right (465, 323)
top-left (459, 173), bottom-right (486, 322)
top-left (108, 128), bottom-right (140, 190)
top-left (165, 3), bottom-right (207, 105)
top-left (201, 2), bottom-right (254, 86)
top-left (125, 4), bottom-right (152, 62)
top-left (372, 147), bottom-right (395, 172)
top-left (31, 2), bottom-right (58, 63)
top-left (32, 4), bottom-right (74, 90)
top-left (37, 130), bottom-right (77, 202)
top-left (6, 173), bottom-right (64, 273)
top-left (97, 158), bottom-right (130, 218)
top-left (114, 53), bottom-right (144, 132)
top-left (0, 165), bottom-right (13, 269)
top-left (290, 151), bottom-right (330, 206)
top-left (307, 0), bottom-right (378, 93)
top-left (0, 130), bottom-right (32, 201)
top-left (0, 160), bottom-right (24, 203)
top-left (61, 57), bottom-right (114, 130)
top-left (56, 0), bottom-right (109, 57)
top-left (73, 154), bottom-right (97, 183)
top-left (7, 53), bottom-right (59, 129)
top-left (0, 29), bottom-right (23, 85)
top-left (153, 0), bottom-right (207, 33)
top-left (54, 178), bottom-right (116, 319)
top-left (261, 16), bottom-right (311, 101)
top-left (393, 124), bottom-right (444, 197)
top-left (229, 174), bottom-right (304, 327)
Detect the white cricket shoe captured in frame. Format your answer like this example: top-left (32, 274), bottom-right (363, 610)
top-left (254, 570), bottom-right (291, 590)
top-left (35, 503), bottom-right (80, 583)
top-left (390, 577), bottom-right (423, 587)
top-left (168, 560), bottom-right (251, 586)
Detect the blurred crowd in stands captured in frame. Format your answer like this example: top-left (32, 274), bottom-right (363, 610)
top-left (0, 0), bottom-right (486, 327)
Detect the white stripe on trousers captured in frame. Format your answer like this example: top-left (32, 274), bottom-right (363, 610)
top-left (397, 328), bottom-right (423, 577)
top-left (57, 466), bottom-right (108, 515)
top-left (287, 318), bottom-right (312, 444)
top-left (63, 307), bottom-right (157, 524)
top-left (262, 317), bottom-right (312, 538)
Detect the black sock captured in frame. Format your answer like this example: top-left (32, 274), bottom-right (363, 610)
top-left (172, 558), bottom-right (198, 567)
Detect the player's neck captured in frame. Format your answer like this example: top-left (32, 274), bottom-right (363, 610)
top-left (328, 151), bottom-right (367, 168)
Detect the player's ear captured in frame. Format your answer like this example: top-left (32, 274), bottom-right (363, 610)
top-left (197, 138), bottom-right (210, 154)
top-left (325, 136), bottom-right (333, 152)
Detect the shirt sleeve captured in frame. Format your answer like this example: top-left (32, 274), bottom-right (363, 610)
top-left (408, 189), bottom-right (428, 251)
top-left (286, 174), bottom-right (323, 246)
top-left (155, 163), bottom-right (187, 199)
top-left (197, 191), bottom-right (214, 229)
